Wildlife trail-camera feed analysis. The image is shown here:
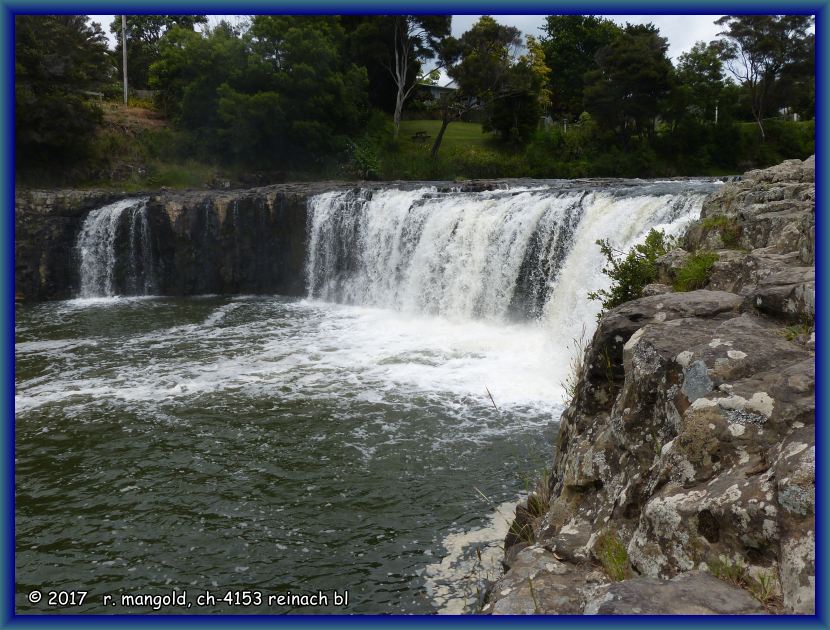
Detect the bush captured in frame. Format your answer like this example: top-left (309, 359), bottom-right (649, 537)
top-left (589, 229), bottom-right (676, 313)
top-left (348, 138), bottom-right (381, 180)
top-left (701, 215), bottom-right (742, 247)
top-left (673, 251), bottom-right (718, 291)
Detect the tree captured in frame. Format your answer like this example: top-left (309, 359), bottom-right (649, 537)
top-left (15, 15), bottom-right (111, 168)
top-left (539, 15), bottom-right (621, 120)
top-left (341, 16), bottom-right (407, 113)
top-left (485, 36), bottom-right (551, 145)
top-left (243, 15), bottom-right (369, 163)
top-left (344, 16), bottom-right (450, 139)
top-left (149, 16), bottom-right (369, 167)
top-left (583, 23), bottom-right (673, 143)
top-left (149, 22), bottom-right (248, 129)
top-left (675, 41), bottom-right (725, 123)
top-left (109, 15), bottom-right (207, 91)
top-left (770, 31), bottom-right (814, 121)
top-left (715, 14), bottom-right (814, 139)
top-left (430, 16), bottom-right (522, 158)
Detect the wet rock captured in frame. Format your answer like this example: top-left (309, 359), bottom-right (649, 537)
top-left (585, 571), bottom-right (764, 615)
top-left (642, 283), bottom-right (672, 296)
top-left (15, 189), bottom-right (132, 300)
top-left (747, 267), bottom-right (815, 323)
top-left (482, 545), bottom-right (607, 615)
top-left (490, 158), bottom-right (815, 616)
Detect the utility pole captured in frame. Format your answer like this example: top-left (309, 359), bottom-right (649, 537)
top-left (121, 15), bottom-right (128, 105)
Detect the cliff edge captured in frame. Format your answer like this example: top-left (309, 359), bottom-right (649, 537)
top-left (485, 156), bottom-right (816, 615)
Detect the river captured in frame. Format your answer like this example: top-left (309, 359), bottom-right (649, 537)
top-left (14, 180), bottom-right (719, 614)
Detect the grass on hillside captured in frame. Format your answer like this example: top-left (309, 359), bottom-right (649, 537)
top-left (19, 100), bottom-right (814, 189)
top-left (397, 119), bottom-right (497, 150)
top-left (380, 119), bottom-right (526, 181)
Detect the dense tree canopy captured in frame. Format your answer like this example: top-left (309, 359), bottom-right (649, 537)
top-left (14, 14), bottom-right (815, 183)
top-left (583, 23), bottom-right (673, 142)
top-left (716, 14), bottom-right (814, 138)
top-left (539, 15), bottom-right (621, 121)
top-left (150, 17), bottom-right (368, 166)
top-left (15, 15), bottom-right (111, 167)
top-left (485, 36), bottom-right (551, 144)
top-left (109, 15), bottom-right (207, 90)
top-left (674, 41), bottom-right (726, 123)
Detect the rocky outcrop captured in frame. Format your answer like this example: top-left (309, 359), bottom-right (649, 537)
top-left (16, 183), bottom-right (333, 301)
top-left (15, 189), bottom-right (129, 300)
top-left (490, 156), bottom-right (815, 615)
top-left (144, 187), bottom-right (311, 297)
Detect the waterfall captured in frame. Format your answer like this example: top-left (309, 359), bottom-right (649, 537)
top-left (76, 197), bottom-right (156, 297)
top-left (305, 182), bottom-right (718, 330)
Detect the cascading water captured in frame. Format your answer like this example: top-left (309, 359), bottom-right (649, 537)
top-left (306, 182), bottom-right (718, 341)
top-left (18, 179), bottom-right (724, 615)
top-left (75, 197), bottom-right (156, 297)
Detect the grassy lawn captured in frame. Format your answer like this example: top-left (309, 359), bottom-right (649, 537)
top-left (398, 119), bottom-right (496, 149)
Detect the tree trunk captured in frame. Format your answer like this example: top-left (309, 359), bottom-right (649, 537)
top-left (752, 84), bottom-right (766, 142)
top-left (393, 90), bottom-right (404, 140)
top-left (754, 113), bottom-right (766, 141)
top-left (430, 114), bottom-right (451, 158)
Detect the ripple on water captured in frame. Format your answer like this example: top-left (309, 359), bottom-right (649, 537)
top-left (15, 296), bottom-right (560, 614)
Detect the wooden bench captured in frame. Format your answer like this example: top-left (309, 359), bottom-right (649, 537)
top-left (411, 131), bottom-right (430, 142)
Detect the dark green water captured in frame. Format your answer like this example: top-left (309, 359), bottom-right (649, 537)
top-left (15, 295), bottom-right (560, 614)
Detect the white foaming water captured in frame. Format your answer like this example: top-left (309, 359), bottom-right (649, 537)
top-left (307, 187), bottom-right (707, 322)
top-left (23, 181), bottom-right (719, 613)
top-left (306, 184), bottom-right (712, 397)
top-left (303, 183), bottom-right (713, 613)
top-left (76, 197), bottom-right (155, 297)
top-left (540, 191), bottom-right (702, 338)
top-left (423, 498), bottom-right (519, 614)
top-left (14, 299), bottom-right (561, 426)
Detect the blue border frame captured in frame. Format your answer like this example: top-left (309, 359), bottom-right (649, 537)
top-left (2, 1), bottom-right (827, 627)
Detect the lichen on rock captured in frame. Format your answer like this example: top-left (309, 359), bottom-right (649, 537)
top-left (490, 156), bottom-right (815, 615)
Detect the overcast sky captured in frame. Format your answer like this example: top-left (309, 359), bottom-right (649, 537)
top-left (90, 14), bottom-right (726, 62)
top-left (455, 15), bottom-right (725, 60)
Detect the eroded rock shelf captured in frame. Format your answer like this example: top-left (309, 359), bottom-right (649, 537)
top-left (486, 156), bottom-right (816, 616)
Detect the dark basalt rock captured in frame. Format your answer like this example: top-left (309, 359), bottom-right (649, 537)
top-left (14, 177), bottom-right (723, 302)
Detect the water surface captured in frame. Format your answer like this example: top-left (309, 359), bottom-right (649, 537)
top-left (16, 296), bottom-right (559, 614)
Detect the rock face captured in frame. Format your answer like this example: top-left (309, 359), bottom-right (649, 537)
top-left (145, 187), bottom-right (310, 297)
top-left (14, 178), bottom-right (579, 301)
top-left (15, 189), bottom-right (128, 300)
top-left (489, 156), bottom-right (815, 615)
top-left (15, 183), bottom-right (334, 301)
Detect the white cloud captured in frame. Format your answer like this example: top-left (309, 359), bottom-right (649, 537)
top-left (451, 14), bottom-right (724, 60)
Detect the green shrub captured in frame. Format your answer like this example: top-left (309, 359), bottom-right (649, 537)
top-left (710, 556), bottom-right (749, 587)
top-left (778, 321), bottom-right (813, 342)
top-left (588, 229), bottom-right (676, 313)
top-left (701, 215), bottom-right (742, 248)
top-left (348, 138), bottom-right (381, 180)
top-left (673, 251), bottom-right (718, 292)
top-left (595, 531), bottom-right (630, 581)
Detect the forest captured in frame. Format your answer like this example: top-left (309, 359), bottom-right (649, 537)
top-left (15, 14), bottom-right (815, 186)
